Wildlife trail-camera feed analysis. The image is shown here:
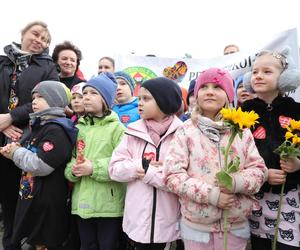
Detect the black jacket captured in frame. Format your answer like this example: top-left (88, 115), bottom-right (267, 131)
top-left (12, 118), bottom-right (77, 247)
top-left (242, 96), bottom-right (300, 194)
top-left (0, 46), bottom-right (59, 140)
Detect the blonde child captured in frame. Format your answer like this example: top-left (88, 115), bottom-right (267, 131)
top-left (242, 50), bottom-right (300, 250)
top-left (65, 73), bottom-right (125, 250)
top-left (109, 77), bottom-right (183, 250)
top-left (164, 67), bottom-right (268, 250)
top-left (0, 81), bottom-right (77, 249)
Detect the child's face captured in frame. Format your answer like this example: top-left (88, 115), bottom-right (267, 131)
top-left (98, 59), bottom-right (114, 74)
top-left (236, 84), bottom-right (256, 104)
top-left (196, 83), bottom-right (227, 120)
top-left (71, 93), bottom-right (85, 115)
top-left (82, 86), bottom-right (105, 117)
top-left (138, 87), bottom-right (166, 122)
top-left (115, 79), bottom-right (132, 104)
top-left (32, 92), bottom-right (50, 113)
top-left (251, 54), bottom-right (282, 96)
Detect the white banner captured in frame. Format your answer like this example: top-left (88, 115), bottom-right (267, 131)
top-left (115, 28), bottom-right (300, 101)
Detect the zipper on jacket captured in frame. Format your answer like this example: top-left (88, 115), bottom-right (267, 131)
top-left (150, 143), bottom-right (161, 243)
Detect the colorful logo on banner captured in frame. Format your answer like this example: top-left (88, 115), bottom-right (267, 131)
top-left (123, 66), bottom-right (157, 96)
top-left (163, 61), bottom-right (188, 82)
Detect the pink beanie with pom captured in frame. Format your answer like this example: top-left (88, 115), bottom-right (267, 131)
top-left (194, 67), bottom-right (234, 102)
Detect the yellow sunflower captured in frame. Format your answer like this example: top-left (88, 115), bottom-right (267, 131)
top-left (220, 107), bottom-right (259, 129)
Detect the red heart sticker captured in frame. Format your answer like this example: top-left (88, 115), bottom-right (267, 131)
top-left (143, 152), bottom-right (156, 161)
top-left (253, 126), bottom-right (266, 139)
top-left (121, 115), bottom-right (130, 124)
top-left (42, 141), bottom-right (54, 152)
top-left (77, 139), bottom-right (85, 151)
top-left (279, 115), bottom-right (291, 128)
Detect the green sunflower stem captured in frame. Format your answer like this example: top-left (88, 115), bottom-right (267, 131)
top-left (272, 182), bottom-right (285, 250)
top-left (222, 129), bottom-right (238, 250)
top-left (224, 130), bottom-right (238, 171)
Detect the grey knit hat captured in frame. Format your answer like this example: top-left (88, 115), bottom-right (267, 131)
top-left (32, 81), bottom-right (69, 108)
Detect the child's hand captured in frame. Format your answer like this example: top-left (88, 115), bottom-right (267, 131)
top-left (268, 168), bottom-right (286, 185)
top-left (0, 142), bottom-right (21, 160)
top-left (280, 157), bottom-right (300, 173)
top-left (71, 158), bottom-right (93, 177)
top-left (217, 192), bottom-right (236, 210)
top-left (136, 167), bottom-right (145, 179)
top-left (2, 125), bottom-right (23, 141)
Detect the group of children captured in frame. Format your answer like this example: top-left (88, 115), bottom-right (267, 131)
top-left (0, 47), bottom-right (299, 250)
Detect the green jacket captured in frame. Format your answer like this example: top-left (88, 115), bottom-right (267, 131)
top-left (65, 112), bottom-right (125, 218)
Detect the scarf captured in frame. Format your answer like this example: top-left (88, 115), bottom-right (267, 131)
top-left (29, 107), bottom-right (66, 127)
top-left (5, 42), bottom-right (32, 71)
top-left (144, 116), bottom-right (174, 146)
top-left (197, 116), bottom-right (229, 143)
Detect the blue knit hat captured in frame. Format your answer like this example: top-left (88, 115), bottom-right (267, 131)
top-left (114, 71), bottom-right (135, 94)
top-left (186, 79), bottom-right (196, 105)
top-left (234, 75), bottom-right (244, 93)
top-left (83, 72), bottom-right (117, 108)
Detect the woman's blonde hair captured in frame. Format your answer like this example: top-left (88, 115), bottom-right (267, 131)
top-left (21, 21), bottom-right (51, 46)
top-left (191, 96), bottom-right (230, 124)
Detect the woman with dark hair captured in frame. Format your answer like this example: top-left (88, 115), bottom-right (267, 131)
top-left (52, 41), bottom-right (85, 89)
top-left (0, 20), bottom-right (59, 250)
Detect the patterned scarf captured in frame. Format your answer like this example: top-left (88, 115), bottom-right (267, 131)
top-left (144, 116), bottom-right (174, 146)
top-left (197, 116), bottom-right (229, 143)
top-left (4, 42), bottom-right (32, 110)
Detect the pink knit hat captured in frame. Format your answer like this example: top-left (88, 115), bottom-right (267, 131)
top-left (194, 67), bottom-right (234, 102)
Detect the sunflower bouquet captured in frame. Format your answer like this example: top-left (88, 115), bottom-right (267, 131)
top-left (217, 107), bottom-right (259, 250)
top-left (272, 119), bottom-right (300, 250)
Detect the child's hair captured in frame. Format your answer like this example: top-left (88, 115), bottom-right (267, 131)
top-left (83, 72), bottom-right (117, 116)
top-left (256, 50), bottom-right (288, 71)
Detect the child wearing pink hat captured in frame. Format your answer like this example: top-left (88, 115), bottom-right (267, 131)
top-left (164, 67), bottom-right (268, 250)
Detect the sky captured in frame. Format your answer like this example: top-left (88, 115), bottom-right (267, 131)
top-left (1, 0), bottom-right (300, 79)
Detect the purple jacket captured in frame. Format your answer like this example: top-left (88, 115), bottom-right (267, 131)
top-left (109, 117), bottom-right (182, 243)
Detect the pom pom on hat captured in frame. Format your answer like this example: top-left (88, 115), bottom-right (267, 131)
top-left (83, 72), bottom-right (117, 108)
top-left (32, 81), bottom-right (69, 108)
top-left (142, 77), bottom-right (182, 115)
top-left (194, 68), bottom-right (234, 102)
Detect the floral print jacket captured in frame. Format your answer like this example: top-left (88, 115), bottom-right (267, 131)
top-left (164, 119), bottom-right (268, 232)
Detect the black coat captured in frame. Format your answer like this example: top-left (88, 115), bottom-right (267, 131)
top-left (0, 49), bottom-right (59, 133)
top-left (242, 96), bottom-right (300, 193)
top-left (12, 118), bottom-right (77, 247)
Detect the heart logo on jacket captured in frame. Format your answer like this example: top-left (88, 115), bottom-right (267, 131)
top-left (253, 126), bottom-right (266, 139)
top-left (143, 152), bottom-right (156, 161)
top-left (121, 115), bottom-right (130, 124)
top-left (279, 115), bottom-right (291, 128)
